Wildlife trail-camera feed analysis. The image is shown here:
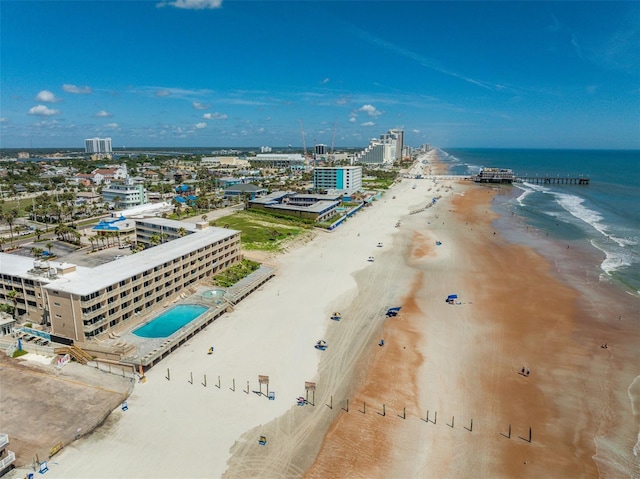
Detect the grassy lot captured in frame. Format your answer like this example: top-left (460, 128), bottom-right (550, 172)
top-left (212, 259), bottom-right (261, 287)
top-left (362, 178), bottom-right (395, 189)
top-left (212, 210), bottom-right (314, 252)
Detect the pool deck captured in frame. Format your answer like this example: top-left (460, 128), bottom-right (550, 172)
top-left (116, 265), bottom-right (275, 369)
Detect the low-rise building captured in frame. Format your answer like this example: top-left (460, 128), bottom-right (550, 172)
top-left (0, 224), bottom-right (241, 343)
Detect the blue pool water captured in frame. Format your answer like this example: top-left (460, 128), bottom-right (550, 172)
top-left (133, 304), bottom-right (208, 338)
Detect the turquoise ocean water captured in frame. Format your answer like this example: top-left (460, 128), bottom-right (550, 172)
top-left (440, 148), bottom-right (640, 295)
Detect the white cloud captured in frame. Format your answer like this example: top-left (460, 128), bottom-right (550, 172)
top-left (361, 121), bottom-right (375, 127)
top-left (192, 101), bottom-right (209, 110)
top-left (104, 123), bottom-right (119, 129)
top-left (155, 89), bottom-right (171, 97)
top-left (412, 129), bottom-right (420, 133)
top-left (321, 78), bottom-right (330, 84)
top-left (28, 105), bottom-right (60, 116)
top-left (195, 122), bottom-right (207, 129)
top-left (63, 84), bottom-right (92, 94)
top-left (203, 112), bottom-right (227, 120)
top-left (359, 104), bottom-right (381, 117)
top-left (35, 90), bottom-right (60, 103)
top-left (157, 0), bottom-right (223, 9)
top-left (349, 117), bottom-right (356, 123)
top-left (95, 110), bottom-right (113, 118)
top-left (0, 118), bottom-right (7, 123)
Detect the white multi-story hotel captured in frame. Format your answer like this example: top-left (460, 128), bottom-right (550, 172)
top-left (84, 137), bottom-right (113, 154)
top-left (101, 177), bottom-right (147, 209)
top-left (0, 224), bottom-right (241, 343)
top-left (313, 166), bottom-right (362, 194)
top-left (354, 129), bottom-right (404, 165)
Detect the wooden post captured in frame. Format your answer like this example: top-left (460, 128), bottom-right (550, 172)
top-left (464, 419), bottom-right (473, 432)
top-left (230, 378), bottom-right (235, 391)
top-left (398, 407), bottom-right (406, 419)
top-left (447, 415), bottom-right (454, 428)
top-left (326, 395), bottom-right (333, 409)
top-left (166, 368), bottom-right (170, 381)
top-left (216, 375), bottom-right (221, 388)
top-left (519, 426), bottom-right (532, 443)
top-left (378, 404), bottom-right (386, 417)
top-left (202, 374), bottom-right (207, 387)
top-left (500, 424), bottom-right (512, 439)
top-left (245, 381), bottom-right (250, 394)
top-left (342, 399), bottom-right (349, 412)
top-left (360, 401), bottom-right (366, 414)
top-left (188, 372), bottom-right (193, 384)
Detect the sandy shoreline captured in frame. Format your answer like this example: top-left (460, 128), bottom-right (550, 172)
top-left (11, 150), bottom-right (639, 478)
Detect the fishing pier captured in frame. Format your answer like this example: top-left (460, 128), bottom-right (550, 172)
top-left (513, 176), bottom-right (589, 185)
top-left (474, 168), bottom-right (589, 185)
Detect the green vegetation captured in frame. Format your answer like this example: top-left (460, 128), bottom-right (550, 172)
top-left (12, 349), bottom-right (28, 358)
top-left (213, 210), bottom-right (313, 251)
top-left (212, 259), bottom-right (261, 287)
top-left (362, 177), bottom-right (395, 189)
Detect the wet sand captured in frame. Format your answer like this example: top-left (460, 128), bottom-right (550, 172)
top-left (305, 184), bottom-right (640, 478)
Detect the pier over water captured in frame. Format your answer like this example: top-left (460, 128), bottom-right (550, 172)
top-left (474, 167), bottom-right (589, 185)
top-left (514, 176), bottom-right (590, 185)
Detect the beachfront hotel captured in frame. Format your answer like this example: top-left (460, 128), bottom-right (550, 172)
top-left (0, 223), bottom-right (241, 343)
top-left (313, 166), bottom-right (362, 194)
top-left (354, 129), bottom-right (404, 165)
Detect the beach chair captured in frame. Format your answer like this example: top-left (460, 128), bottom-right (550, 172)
top-left (258, 436), bottom-right (267, 446)
top-left (268, 391), bottom-right (276, 400)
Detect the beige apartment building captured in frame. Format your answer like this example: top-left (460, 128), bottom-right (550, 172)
top-left (0, 224), bottom-right (241, 344)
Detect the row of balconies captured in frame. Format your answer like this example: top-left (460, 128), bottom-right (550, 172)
top-left (81, 256), bottom-right (238, 338)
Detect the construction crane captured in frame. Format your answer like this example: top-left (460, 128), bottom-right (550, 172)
top-left (329, 121), bottom-right (337, 163)
top-left (299, 119), bottom-right (308, 162)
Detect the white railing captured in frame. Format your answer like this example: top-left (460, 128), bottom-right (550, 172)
top-left (0, 450), bottom-right (15, 471)
top-left (0, 433), bottom-right (8, 449)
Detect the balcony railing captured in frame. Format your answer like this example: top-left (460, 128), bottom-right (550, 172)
top-left (0, 450), bottom-right (15, 471)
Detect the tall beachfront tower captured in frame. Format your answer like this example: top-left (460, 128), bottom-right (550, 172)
top-left (84, 137), bottom-right (113, 154)
top-left (313, 166), bottom-right (362, 194)
top-left (389, 129), bottom-right (403, 161)
top-left (354, 128), bottom-right (404, 165)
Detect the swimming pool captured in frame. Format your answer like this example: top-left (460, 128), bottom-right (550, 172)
top-left (133, 304), bottom-right (208, 338)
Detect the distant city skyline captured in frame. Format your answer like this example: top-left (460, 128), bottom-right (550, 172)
top-left (1, 1), bottom-right (638, 150)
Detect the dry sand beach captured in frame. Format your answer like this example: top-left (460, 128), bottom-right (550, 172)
top-left (10, 150), bottom-right (639, 479)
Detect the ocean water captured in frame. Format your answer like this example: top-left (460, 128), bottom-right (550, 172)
top-left (439, 148), bottom-right (640, 295)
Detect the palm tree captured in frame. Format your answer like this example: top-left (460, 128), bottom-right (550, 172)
top-left (34, 228), bottom-right (43, 241)
top-left (6, 289), bottom-right (21, 320)
top-left (177, 227), bottom-right (187, 237)
top-left (149, 233), bottom-right (160, 246)
top-left (89, 236), bottom-right (97, 252)
top-left (1, 208), bottom-right (18, 246)
top-left (46, 242), bottom-right (53, 255)
top-left (201, 214), bottom-right (208, 223)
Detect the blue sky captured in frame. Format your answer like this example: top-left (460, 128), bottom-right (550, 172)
top-left (1, 0), bottom-right (638, 149)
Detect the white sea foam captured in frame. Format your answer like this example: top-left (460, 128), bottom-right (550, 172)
top-left (536, 189), bottom-right (636, 274)
top-left (628, 375), bottom-right (640, 459)
top-left (593, 239), bottom-right (636, 273)
top-left (514, 183), bottom-right (536, 206)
